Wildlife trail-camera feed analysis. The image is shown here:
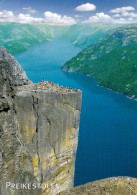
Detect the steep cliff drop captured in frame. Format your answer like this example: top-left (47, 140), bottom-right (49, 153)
top-left (0, 47), bottom-right (82, 195)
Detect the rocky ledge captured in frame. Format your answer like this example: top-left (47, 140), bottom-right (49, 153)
top-left (0, 47), bottom-right (82, 195)
top-left (58, 177), bottom-right (137, 195)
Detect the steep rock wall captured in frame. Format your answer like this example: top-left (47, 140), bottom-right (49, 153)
top-left (0, 47), bottom-right (82, 195)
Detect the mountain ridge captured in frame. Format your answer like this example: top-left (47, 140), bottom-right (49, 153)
top-left (62, 25), bottom-right (137, 99)
top-left (0, 22), bottom-right (125, 54)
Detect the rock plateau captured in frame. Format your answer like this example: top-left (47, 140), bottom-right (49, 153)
top-left (0, 47), bottom-right (82, 195)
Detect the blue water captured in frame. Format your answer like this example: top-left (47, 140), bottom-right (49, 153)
top-left (15, 39), bottom-right (137, 186)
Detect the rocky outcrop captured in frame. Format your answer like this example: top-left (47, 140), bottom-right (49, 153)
top-left (0, 47), bottom-right (82, 195)
top-left (58, 177), bottom-right (137, 195)
top-left (0, 47), bottom-right (30, 86)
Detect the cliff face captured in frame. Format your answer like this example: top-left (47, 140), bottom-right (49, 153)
top-left (0, 47), bottom-right (82, 195)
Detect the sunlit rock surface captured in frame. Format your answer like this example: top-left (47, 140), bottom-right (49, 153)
top-left (58, 177), bottom-right (137, 195)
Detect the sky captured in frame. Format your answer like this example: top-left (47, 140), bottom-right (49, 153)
top-left (0, 0), bottom-right (137, 25)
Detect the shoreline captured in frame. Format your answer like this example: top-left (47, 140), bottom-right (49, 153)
top-left (63, 69), bottom-right (137, 101)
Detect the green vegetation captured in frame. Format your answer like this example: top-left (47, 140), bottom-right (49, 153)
top-left (0, 22), bottom-right (121, 54)
top-left (0, 22), bottom-right (55, 53)
top-left (63, 25), bottom-right (137, 99)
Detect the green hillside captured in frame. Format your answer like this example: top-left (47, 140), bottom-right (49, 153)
top-left (0, 22), bottom-right (121, 54)
top-left (0, 23), bottom-right (56, 53)
top-left (62, 25), bottom-right (137, 99)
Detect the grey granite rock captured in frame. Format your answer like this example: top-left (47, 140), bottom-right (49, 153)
top-left (0, 47), bottom-right (31, 86)
top-left (0, 47), bottom-right (82, 195)
top-left (58, 177), bottom-right (137, 195)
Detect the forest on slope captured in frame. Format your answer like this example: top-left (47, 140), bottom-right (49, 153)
top-left (62, 25), bottom-right (137, 99)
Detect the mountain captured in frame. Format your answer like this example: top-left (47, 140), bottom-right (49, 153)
top-left (62, 25), bottom-right (137, 99)
top-left (0, 22), bottom-right (122, 54)
top-left (0, 47), bottom-right (82, 195)
top-left (0, 22), bottom-right (56, 53)
top-left (60, 23), bottom-right (122, 48)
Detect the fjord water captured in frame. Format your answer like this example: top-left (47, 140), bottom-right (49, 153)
top-left (15, 39), bottom-right (137, 186)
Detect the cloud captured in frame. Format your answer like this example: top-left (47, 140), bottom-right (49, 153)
top-left (0, 10), bottom-right (43, 23)
top-left (122, 12), bottom-right (137, 18)
top-left (110, 6), bottom-right (137, 21)
top-left (44, 11), bottom-right (76, 25)
top-left (83, 6), bottom-right (137, 24)
top-left (0, 10), bottom-right (14, 22)
top-left (110, 6), bottom-right (135, 13)
top-left (84, 12), bottom-right (112, 23)
top-left (17, 14), bottom-right (43, 23)
top-left (0, 8), bottom-right (137, 25)
top-left (83, 11), bottom-right (137, 23)
top-left (22, 7), bottom-right (37, 14)
top-left (113, 14), bottom-right (121, 18)
top-left (75, 3), bottom-right (96, 12)
top-left (113, 17), bottom-right (137, 24)
top-left (0, 10), bottom-right (76, 25)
